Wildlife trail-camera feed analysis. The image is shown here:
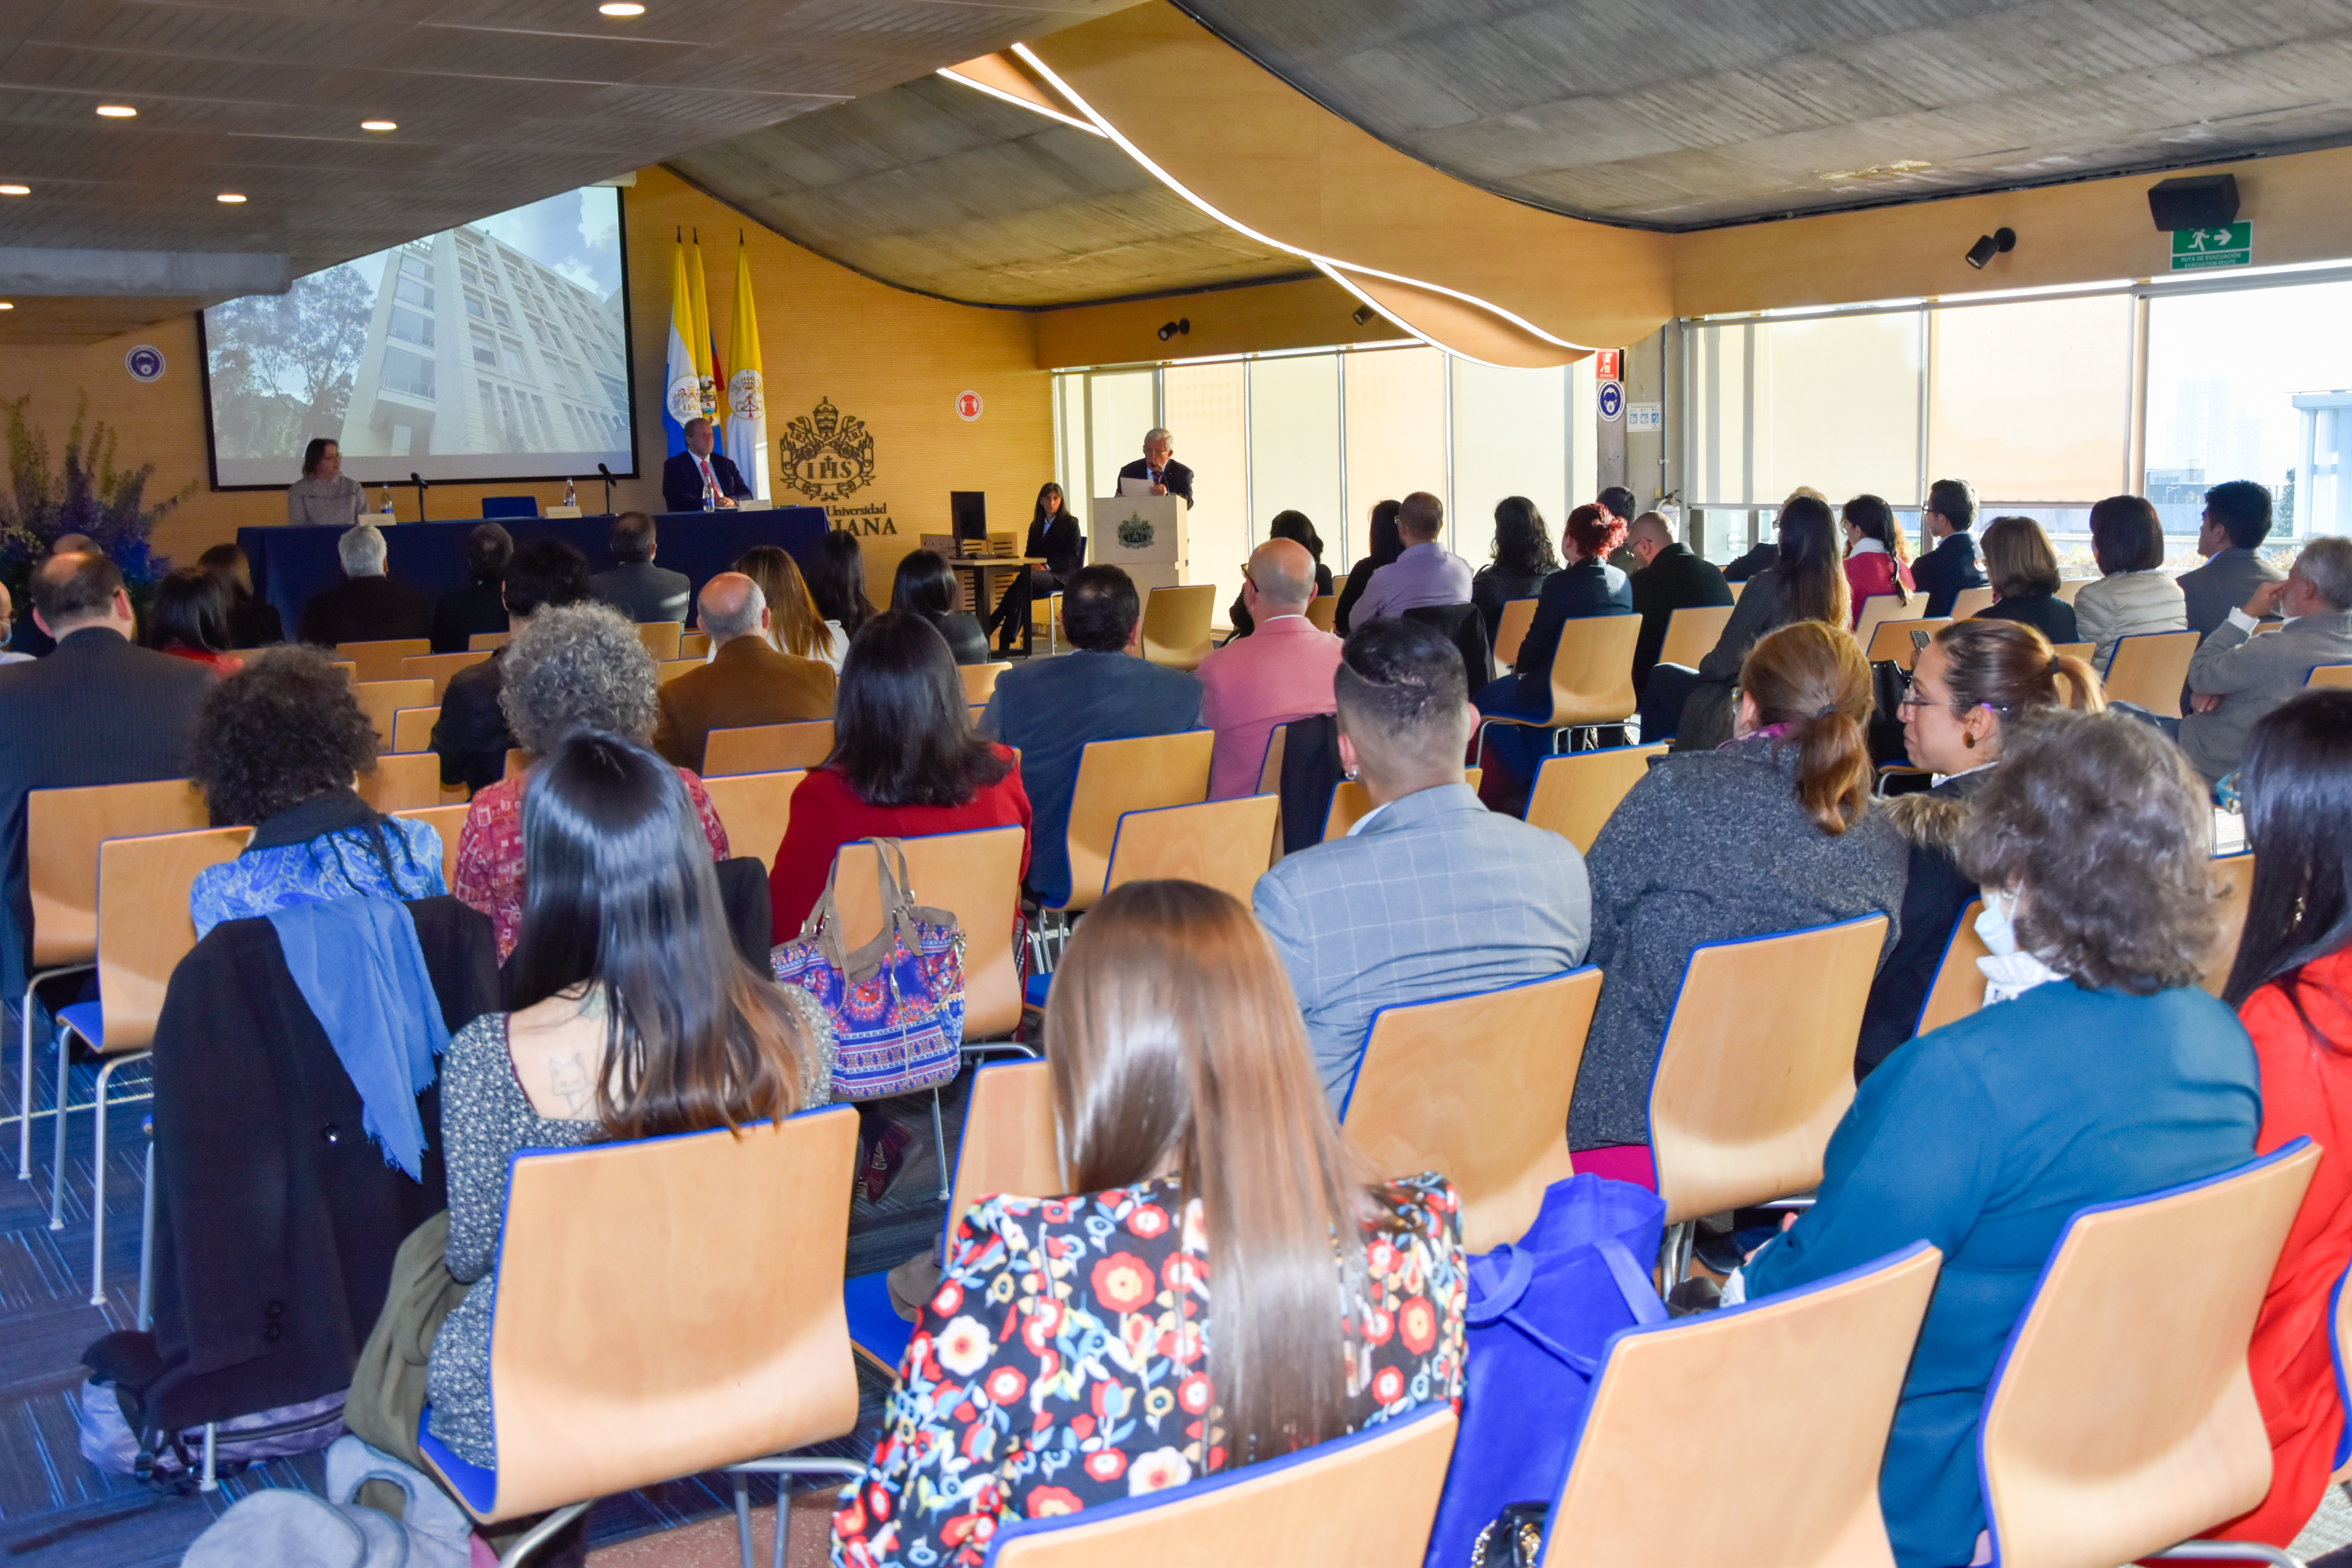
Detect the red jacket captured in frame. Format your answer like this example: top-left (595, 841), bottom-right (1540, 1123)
top-left (1843, 550), bottom-right (1915, 626)
top-left (767, 749), bottom-right (1032, 937)
top-left (2214, 944), bottom-right (2352, 1547)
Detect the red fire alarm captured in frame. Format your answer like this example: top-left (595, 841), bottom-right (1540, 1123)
top-left (1594, 350), bottom-right (1622, 381)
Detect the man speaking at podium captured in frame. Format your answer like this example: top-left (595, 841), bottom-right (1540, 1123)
top-left (1117, 427), bottom-right (1193, 506)
top-left (662, 417), bottom-right (754, 512)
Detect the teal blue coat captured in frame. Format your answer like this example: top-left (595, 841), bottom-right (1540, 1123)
top-left (1744, 980), bottom-right (2259, 1567)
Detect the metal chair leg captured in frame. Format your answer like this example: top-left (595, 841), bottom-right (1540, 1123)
top-left (88, 1051), bottom-right (149, 1306)
top-left (47, 1018), bottom-right (74, 1230)
top-left (137, 1136), bottom-right (156, 1331)
top-left (497, 1499), bottom-right (593, 1568)
top-left (723, 1457), bottom-right (865, 1568)
top-left (733, 1473), bottom-right (755, 1568)
top-left (929, 1086), bottom-right (951, 1202)
top-left (19, 964), bottom-right (89, 1181)
top-left (199, 1421), bottom-right (218, 1492)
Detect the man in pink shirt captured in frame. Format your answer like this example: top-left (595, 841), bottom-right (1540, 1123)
top-left (1197, 538), bottom-right (1346, 800)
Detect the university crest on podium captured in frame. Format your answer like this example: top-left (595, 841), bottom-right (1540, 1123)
top-left (778, 397), bottom-right (875, 501)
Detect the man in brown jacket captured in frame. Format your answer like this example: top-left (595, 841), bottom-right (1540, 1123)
top-left (653, 572), bottom-right (835, 773)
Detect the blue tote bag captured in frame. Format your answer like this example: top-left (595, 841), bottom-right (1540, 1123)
top-left (1426, 1173), bottom-right (1668, 1568)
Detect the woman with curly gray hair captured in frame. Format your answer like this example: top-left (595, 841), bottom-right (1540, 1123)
top-left (452, 603), bottom-right (728, 958)
top-left (1742, 708), bottom-right (2258, 1568)
top-left (185, 645), bottom-right (447, 937)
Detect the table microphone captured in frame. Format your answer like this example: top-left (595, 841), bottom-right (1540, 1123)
top-left (598, 462), bottom-right (615, 516)
top-left (409, 471), bottom-right (429, 524)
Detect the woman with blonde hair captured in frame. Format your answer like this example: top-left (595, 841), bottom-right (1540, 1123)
top-left (833, 880), bottom-right (1466, 1567)
top-left (1574, 621), bottom-right (1906, 1183)
top-left (735, 544), bottom-right (848, 670)
top-left (1971, 514), bottom-right (2078, 644)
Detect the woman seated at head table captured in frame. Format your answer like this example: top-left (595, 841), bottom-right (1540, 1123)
top-left (1741, 709), bottom-right (2261, 1568)
top-left (187, 645), bottom-right (446, 938)
top-left (831, 880), bottom-right (1466, 1568)
top-left (1852, 619), bottom-right (2104, 1076)
top-left (142, 566), bottom-right (245, 676)
top-left (344, 732), bottom-right (833, 1537)
top-left (287, 437), bottom-right (366, 530)
top-left (736, 543), bottom-right (849, 670)
top-left (2198, 692), bottom-right (2352, 1554)
top-left (1572, 620), bottom-right (1908, 1183)
top-left (452, 603), bottom-right (727, 960)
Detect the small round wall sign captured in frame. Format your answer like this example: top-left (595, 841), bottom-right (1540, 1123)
top-left (955, 390), bottom-right (982, 421)
top-left (126, 345), bottom-right (166, 382)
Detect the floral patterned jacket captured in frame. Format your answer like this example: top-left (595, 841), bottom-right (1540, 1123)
top-left (831, 1172), bottom-right (1467, 1567)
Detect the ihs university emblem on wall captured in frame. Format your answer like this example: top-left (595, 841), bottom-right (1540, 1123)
top-left (778, 397), bottom-right (875, 501)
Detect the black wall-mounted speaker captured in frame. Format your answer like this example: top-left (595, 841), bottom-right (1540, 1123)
top-left (2148, 173), bottom-right (2239, 232)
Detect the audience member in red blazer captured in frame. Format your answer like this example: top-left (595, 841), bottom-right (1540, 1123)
top-left (2208, 692), bottom-right (2352, 1552)
top-left (1840, 494), bottom-right (1916, 628)
top-left (1196, 538), bottom-right (1345, 800)
top-left (768, 611), bottom-right (1031, 934)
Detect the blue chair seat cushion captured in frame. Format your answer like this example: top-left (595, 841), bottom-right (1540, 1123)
top-left (1023, 973), bottom-right (1052, 1009)
top-left (56, 1000), bottom-right (105, 1052)
top-left (416, 1405), bottom-right (499, 1516)
top-left (844, 1272), bottom-right (917, 1374)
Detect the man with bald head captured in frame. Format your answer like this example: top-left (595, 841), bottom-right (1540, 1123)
top-left (1195, 537), bottom-right (1346, 800)
top-left (1352, 491), bottom-right (1473, 626)
top-left (652, 570), bottom-right (835, 773)
top-left (1626, 510), bottom-right (1732, 693)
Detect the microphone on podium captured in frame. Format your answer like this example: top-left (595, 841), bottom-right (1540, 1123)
top-left (597, 462), bottom-right (616, 514)
top-left (408, 471), bottom-right (428, 523)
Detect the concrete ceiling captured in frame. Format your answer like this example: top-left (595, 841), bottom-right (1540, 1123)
top-left (1174, 0), bottom-right (2352, 229)
top-left (666, 71), bottom-right (1299, 307)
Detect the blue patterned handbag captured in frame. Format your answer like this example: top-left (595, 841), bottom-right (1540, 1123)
top-left (770, 840), bottom-right (965, 1101)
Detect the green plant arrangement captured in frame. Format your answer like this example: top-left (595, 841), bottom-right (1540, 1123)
top-left (0, 393), bottom-right (189, 616)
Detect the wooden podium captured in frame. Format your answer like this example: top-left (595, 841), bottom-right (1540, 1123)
top-left (1089, 493), bottom-right (1188, 591)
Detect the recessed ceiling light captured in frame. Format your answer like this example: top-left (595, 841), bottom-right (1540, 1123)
top-left (96, 104), bottom-right (136, 118)
top-left (0, 185), bottom-right (28, 196)
top-left (0, 302), bottom-right (14, 310)
top-left (360, 119), bottom-right (397, 131)
top-left (599, 2), bottom-right (645, 14)
top-left (216, 192), bottom-right (247, 203)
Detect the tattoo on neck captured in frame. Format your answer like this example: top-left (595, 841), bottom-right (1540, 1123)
top-left (546, 1052), bottom-right (597, 1118)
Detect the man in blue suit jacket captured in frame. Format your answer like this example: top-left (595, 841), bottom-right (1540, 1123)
top-left (980, 566), bottom-right (1202, 906)
top-left (662, 418), bottom-right (754, 512)
top-left (1253, 618), bottom-right (1592, 1109)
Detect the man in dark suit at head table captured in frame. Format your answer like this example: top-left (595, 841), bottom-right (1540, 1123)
top-left (662, 417), bottom-right (754, 513)
top-left (1116, 428), bottom-right (1193, 506)
top-left (587, 511), bottom-right (691, 625)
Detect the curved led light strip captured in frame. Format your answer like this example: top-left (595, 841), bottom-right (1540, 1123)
top-left (1009, 41), bottom-right (1594, 364)
top-left (934, 65), bottom-right (1106, 138)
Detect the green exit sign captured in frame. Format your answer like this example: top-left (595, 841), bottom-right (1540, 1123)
top-left (2172, 222), bottom-right (2252, 270)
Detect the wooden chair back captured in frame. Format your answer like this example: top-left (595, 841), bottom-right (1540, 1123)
top-left (1258, 724), bottom-right (1291, 862)
top-left (987, 1403), bottom-right (1457, 1568)
top-left (1950, 586), bottom-right (1998, 618)
top-left (1304, 596), bottom-right (1338, 633)
top-left (1105, 795), bottom-right (1280, 906)
top-left (2203, 853), bottom-right (2254, 998)
top-left (357, 752), bottom-right (443, 814)
top-left (1053, 731), bottom-right (1214, 912)
top-left (1519, 614), bottom-right (1641, 728)
top-left (1977, 1139), bottom-right (2319, 1568)
top-left (679, 631), bottom-right (710, 661)
top-left (1916, 901), bottom-right (1991, 1036)
top-left (1542, 1241), bottom-right (1943, 1568)
top-left (655, 657), bottom-right (699, 685)
top-left (354, 678), bottom-right (434, 753)
top-left (399, 649), bottom-right (491, 702)
top-left (960, 662), bottom-right (1012, 704)
top-left (25, 779), bottom-right (209, 969)
top-left (1862, 617), bottom-right (1951, 670)
top-left (1139, 584), bottom-right (1217, 670)
top-left (703, 720), bottom-right (835, 777)
top-left (2309, 663), bottom-right (2352, 690)
top-left (2055, 577), bottom-right (2094, 603)
top-left (336, 638), bottom-right (430, 684)
top-left (390, 705), bottom-right (439, 754)
top-left (1657, 604), bottom-right (1736, 670)
top-left (468, 630), bottom-right (511, 653)
top-left (2101, 630), bottom-right (2199, 718)
top-left (832, 826), bottom-right (1027, 1039)
top-left (446, 1108), bottom-right (862, 1521)
top-left (2332, 1260), bottom-right (2352, 1484)
top-left (1525, 744), bottom-right (1664, 854)
top-left (1851, 595), bottom-right (1908, 653)
top-left (1726, 580), bottom-right (1745, 602)
top-left (635, 621), bottom-right (684, 662)
top-left (91, 826), bottom-right (252, 1054)
top-left (393, 804), bottom-right (470, 889)
top-left (1492, 598), bottom-right (1539, 670)
top-left (2051, 641), bottom-right (2095, 665)
top-left (1343, 969), bottom-right (1603, 1254)
top-left (1649, 915), bottom-right (1889, 1225)
top-left (697, 769), bottom-right (804, 877)
top-left (946, 1059), bottom-right (1061, 1244)
top-left (1321, 771), bottom-right (1482, 841)
top-left (331, 660), bottom-right (358, 681)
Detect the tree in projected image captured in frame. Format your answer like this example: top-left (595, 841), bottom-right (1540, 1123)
top-left (203, 265), bottom-right (373, 459)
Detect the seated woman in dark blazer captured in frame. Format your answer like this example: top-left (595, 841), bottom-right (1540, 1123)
top-left (1469, 495), bottom-right (1559, 642)
top-left (1852, 620), bottom-right (2103, 1075)
top-left (833, 880), bottom-right (1465, 1566)
top-left (889, 547), bottom-right (991, 666)
top-left (1227, 510), bottom-right (1334, 637)
top-left (1471, 503), bottom-right (1633, 807)
top-left (1744, 710), bottom-right (2260, 1568)
top-left (986, 483), bottom-right (1085, 655)
top-left (1971, 514), bottom-right (2079, 645)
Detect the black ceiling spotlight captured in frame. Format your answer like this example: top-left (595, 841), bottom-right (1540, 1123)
top-left (1964, 227), bottom-right (2016, 270)
top-left (1352, 304), bottom-right (1374, 326)
top-left (1156, 317), bottom-right (1190, 341)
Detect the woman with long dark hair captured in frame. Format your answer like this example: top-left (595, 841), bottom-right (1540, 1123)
top-left (986, 482), bottom-right (1086, 655)
top-left (1334, 498), bottom-right (1404, 635)
top-left (889, 549), bottom-right (991, 666)
top-left (806, 529), bottom-right (880, 640)
top-left (1471, 496), bottom-right (1561, 640)
top-left (832, 880), bottom-right (1464, 1565)
top-left (1227, 510), bottom-right (1334, 638)
top-left (1644, 492), bottom-right (1851, 751)
top-left (2203, 691), bottom-right (2352, 1552)
top-left (1472, 503), bottom-right (1635, 808)
top-left (1841, 494), bottom-right (1913, 625)
top-left (768, 610), bottom-right (1030, 933)
top-left (345, 731), bottom-right (830, 1492)
top-left (141, 565), bottom-right (244, 675)
top-left (197, 541), bottom-right (283, 647)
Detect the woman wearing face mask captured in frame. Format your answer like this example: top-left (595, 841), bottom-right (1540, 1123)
top-left (1851, 621), bottom-right (2103, 1076)
top-left (1743, 709), bottom-right (2260, 1568)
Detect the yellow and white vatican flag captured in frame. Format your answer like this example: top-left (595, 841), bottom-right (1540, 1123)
top-left (662, 234), bottom-right (698, 452)
top-left (724, 241), bottom-right (768, 500)
top-left (684, 230), bottom-right (718, 434)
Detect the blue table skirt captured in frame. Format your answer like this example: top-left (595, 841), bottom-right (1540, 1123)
top-left (238, 509), bottom-right (831, 638)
